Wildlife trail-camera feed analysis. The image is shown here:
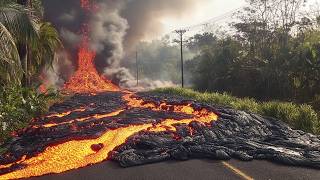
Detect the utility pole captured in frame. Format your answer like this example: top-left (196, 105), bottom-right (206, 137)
top-left (175, 29), bottom-right (187, 88)
top-left (136, 51), bottom-right (139, 86)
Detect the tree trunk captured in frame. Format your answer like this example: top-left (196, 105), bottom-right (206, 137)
top-left (18, 43), bottom-right (29, 87)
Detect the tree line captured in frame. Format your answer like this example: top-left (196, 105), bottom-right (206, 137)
top-left (186, 0), bottom-right (320, 110)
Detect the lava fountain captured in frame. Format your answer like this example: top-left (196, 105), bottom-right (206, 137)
top-left (63, 36), bottom-right (119, 93)
top-left (63, 0), bottom-right (118, 93)
top-left (0, 0), bottom-right (219, 179)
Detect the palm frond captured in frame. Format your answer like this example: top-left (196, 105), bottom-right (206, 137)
top-left (0, 0), bottom-right (40, 44)
top-left (30, 0), bottom-right (44, 18)
top-left (0, 22), bottom-right (22, 85)
top-left (31, 22), bottom-right (62, 74)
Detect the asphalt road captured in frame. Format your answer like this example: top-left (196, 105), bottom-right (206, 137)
top-left (29, 159), bottom-right (320, 180)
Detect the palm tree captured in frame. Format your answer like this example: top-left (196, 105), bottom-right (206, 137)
top-left (0, 0), bottom-right (61, 87)
top-left (30, 22), bottom-right (61, 77)
top-left (0, 22), bottom-right (22, 86)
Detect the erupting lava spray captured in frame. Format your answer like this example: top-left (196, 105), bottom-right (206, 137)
top-left (64, 0), bottom-right (119, 93)
top-left (0, 0), bottom-right (219, 179)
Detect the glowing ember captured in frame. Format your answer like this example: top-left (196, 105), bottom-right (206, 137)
top-left (39, 84), bottom-right (47, 93)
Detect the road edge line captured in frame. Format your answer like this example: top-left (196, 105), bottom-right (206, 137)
top-left (222, 161), bottom-right (254, 180)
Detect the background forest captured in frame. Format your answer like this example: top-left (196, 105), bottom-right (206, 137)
top-left (131, 0), bottom-right (320, 110)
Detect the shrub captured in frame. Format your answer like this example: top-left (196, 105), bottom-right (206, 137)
top-left (153, 88), bottom-right (320, 134)
top-left (0, 86), bottom-right (59, 142)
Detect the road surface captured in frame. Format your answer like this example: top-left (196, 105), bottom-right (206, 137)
top-left (30, 159), bottom-right (320, 180)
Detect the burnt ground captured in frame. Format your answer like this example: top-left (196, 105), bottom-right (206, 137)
top-left (0, 91), bottom-right (320, 177)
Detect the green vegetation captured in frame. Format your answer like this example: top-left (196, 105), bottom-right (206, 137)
top-left (154, 88), bottom-right (320, 134)
top-left (0, 0), bottom-right (62, 143)
top-left (0, 0), bottom-right (61, 87)
top-left (0, 86), bottom-right (59, 142)
top-left (130, 1), bottom-right (320, 119)
top-left (185, 0), bottom-right (320, 108)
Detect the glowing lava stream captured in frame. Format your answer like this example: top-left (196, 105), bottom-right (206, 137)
top-left (0, 0), bottom-right (219, 178)
top-left (41, 110), bottom-right (125, 128)
top-left (0, 93), bottom-right (218, 179)
top-left (45, 107), bottom-right (87, 118)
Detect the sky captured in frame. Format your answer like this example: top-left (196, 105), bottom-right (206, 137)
top-left (154, 0), bottom-right (319, 39)
top-left (161, 0), bottom-right (245, 34)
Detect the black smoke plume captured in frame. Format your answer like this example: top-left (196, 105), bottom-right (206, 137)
top-left (42, 0), bottom-right (203, 89)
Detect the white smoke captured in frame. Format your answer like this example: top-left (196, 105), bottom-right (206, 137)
top-left (42, 0), bottom-right (204, 90)
top-left (41, 50), bottom-right (74, 89)
top-left (89, 1), bottom-right (128, 68)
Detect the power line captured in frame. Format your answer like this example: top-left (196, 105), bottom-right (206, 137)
top-left (169, 7), bottom-right (245, 88)
top-left (162, 6), bottom-right (244, 40)
top-left (186, 7), bottom-right (243, 31)
top-left (169, 6), bottom-right (244, 34)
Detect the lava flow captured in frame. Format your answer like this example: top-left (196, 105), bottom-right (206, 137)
top-left (63, 39), bottom-right (119, 93)
top-left (0, 0), bottom-right (219, 179)
top-left (63, 0), bottom-right (118, 93)
top-left (0, 92), bottom-right (218, 179)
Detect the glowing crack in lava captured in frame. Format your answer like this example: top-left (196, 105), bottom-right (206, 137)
top-left (0, 0), bottom-right (219, 179)
top-left (0, 93), bottom-right (218, 179)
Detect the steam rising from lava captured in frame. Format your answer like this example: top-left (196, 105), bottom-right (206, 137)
top-left (42, 0), bottom-right (203, 89)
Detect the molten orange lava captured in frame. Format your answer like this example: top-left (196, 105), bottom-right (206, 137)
top-left (46, 107), bottom-right (87, 118)
top-left (41, 109), bottom-right (124, 128)
top-left (64, 41), bottom-right (119, 93)
top-left (0, 93), bottom-right (218, 179)
top-left (0, 0), bottom-right (219, 179)
top-left (64, 0), bottom-right (116, 93)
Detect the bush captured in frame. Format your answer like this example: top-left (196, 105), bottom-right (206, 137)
top-left (153, 88), bottom-right (320, 134)
top-left (0, 86), bottom-right (59, 142)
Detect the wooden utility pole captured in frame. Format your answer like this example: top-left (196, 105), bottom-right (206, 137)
top-left (175, 29), bottom-right (187, 88)
top-left (136, 51), bottom-right (139, 86)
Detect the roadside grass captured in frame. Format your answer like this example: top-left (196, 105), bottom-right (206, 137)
top-left (153, 88), bottom-right (320, 135)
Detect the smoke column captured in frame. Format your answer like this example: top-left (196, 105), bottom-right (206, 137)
top-left (42, 0), bottom-right (205, 89)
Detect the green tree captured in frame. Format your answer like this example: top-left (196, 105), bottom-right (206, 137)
top-left (0, 0), bottom-right (61, 87)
